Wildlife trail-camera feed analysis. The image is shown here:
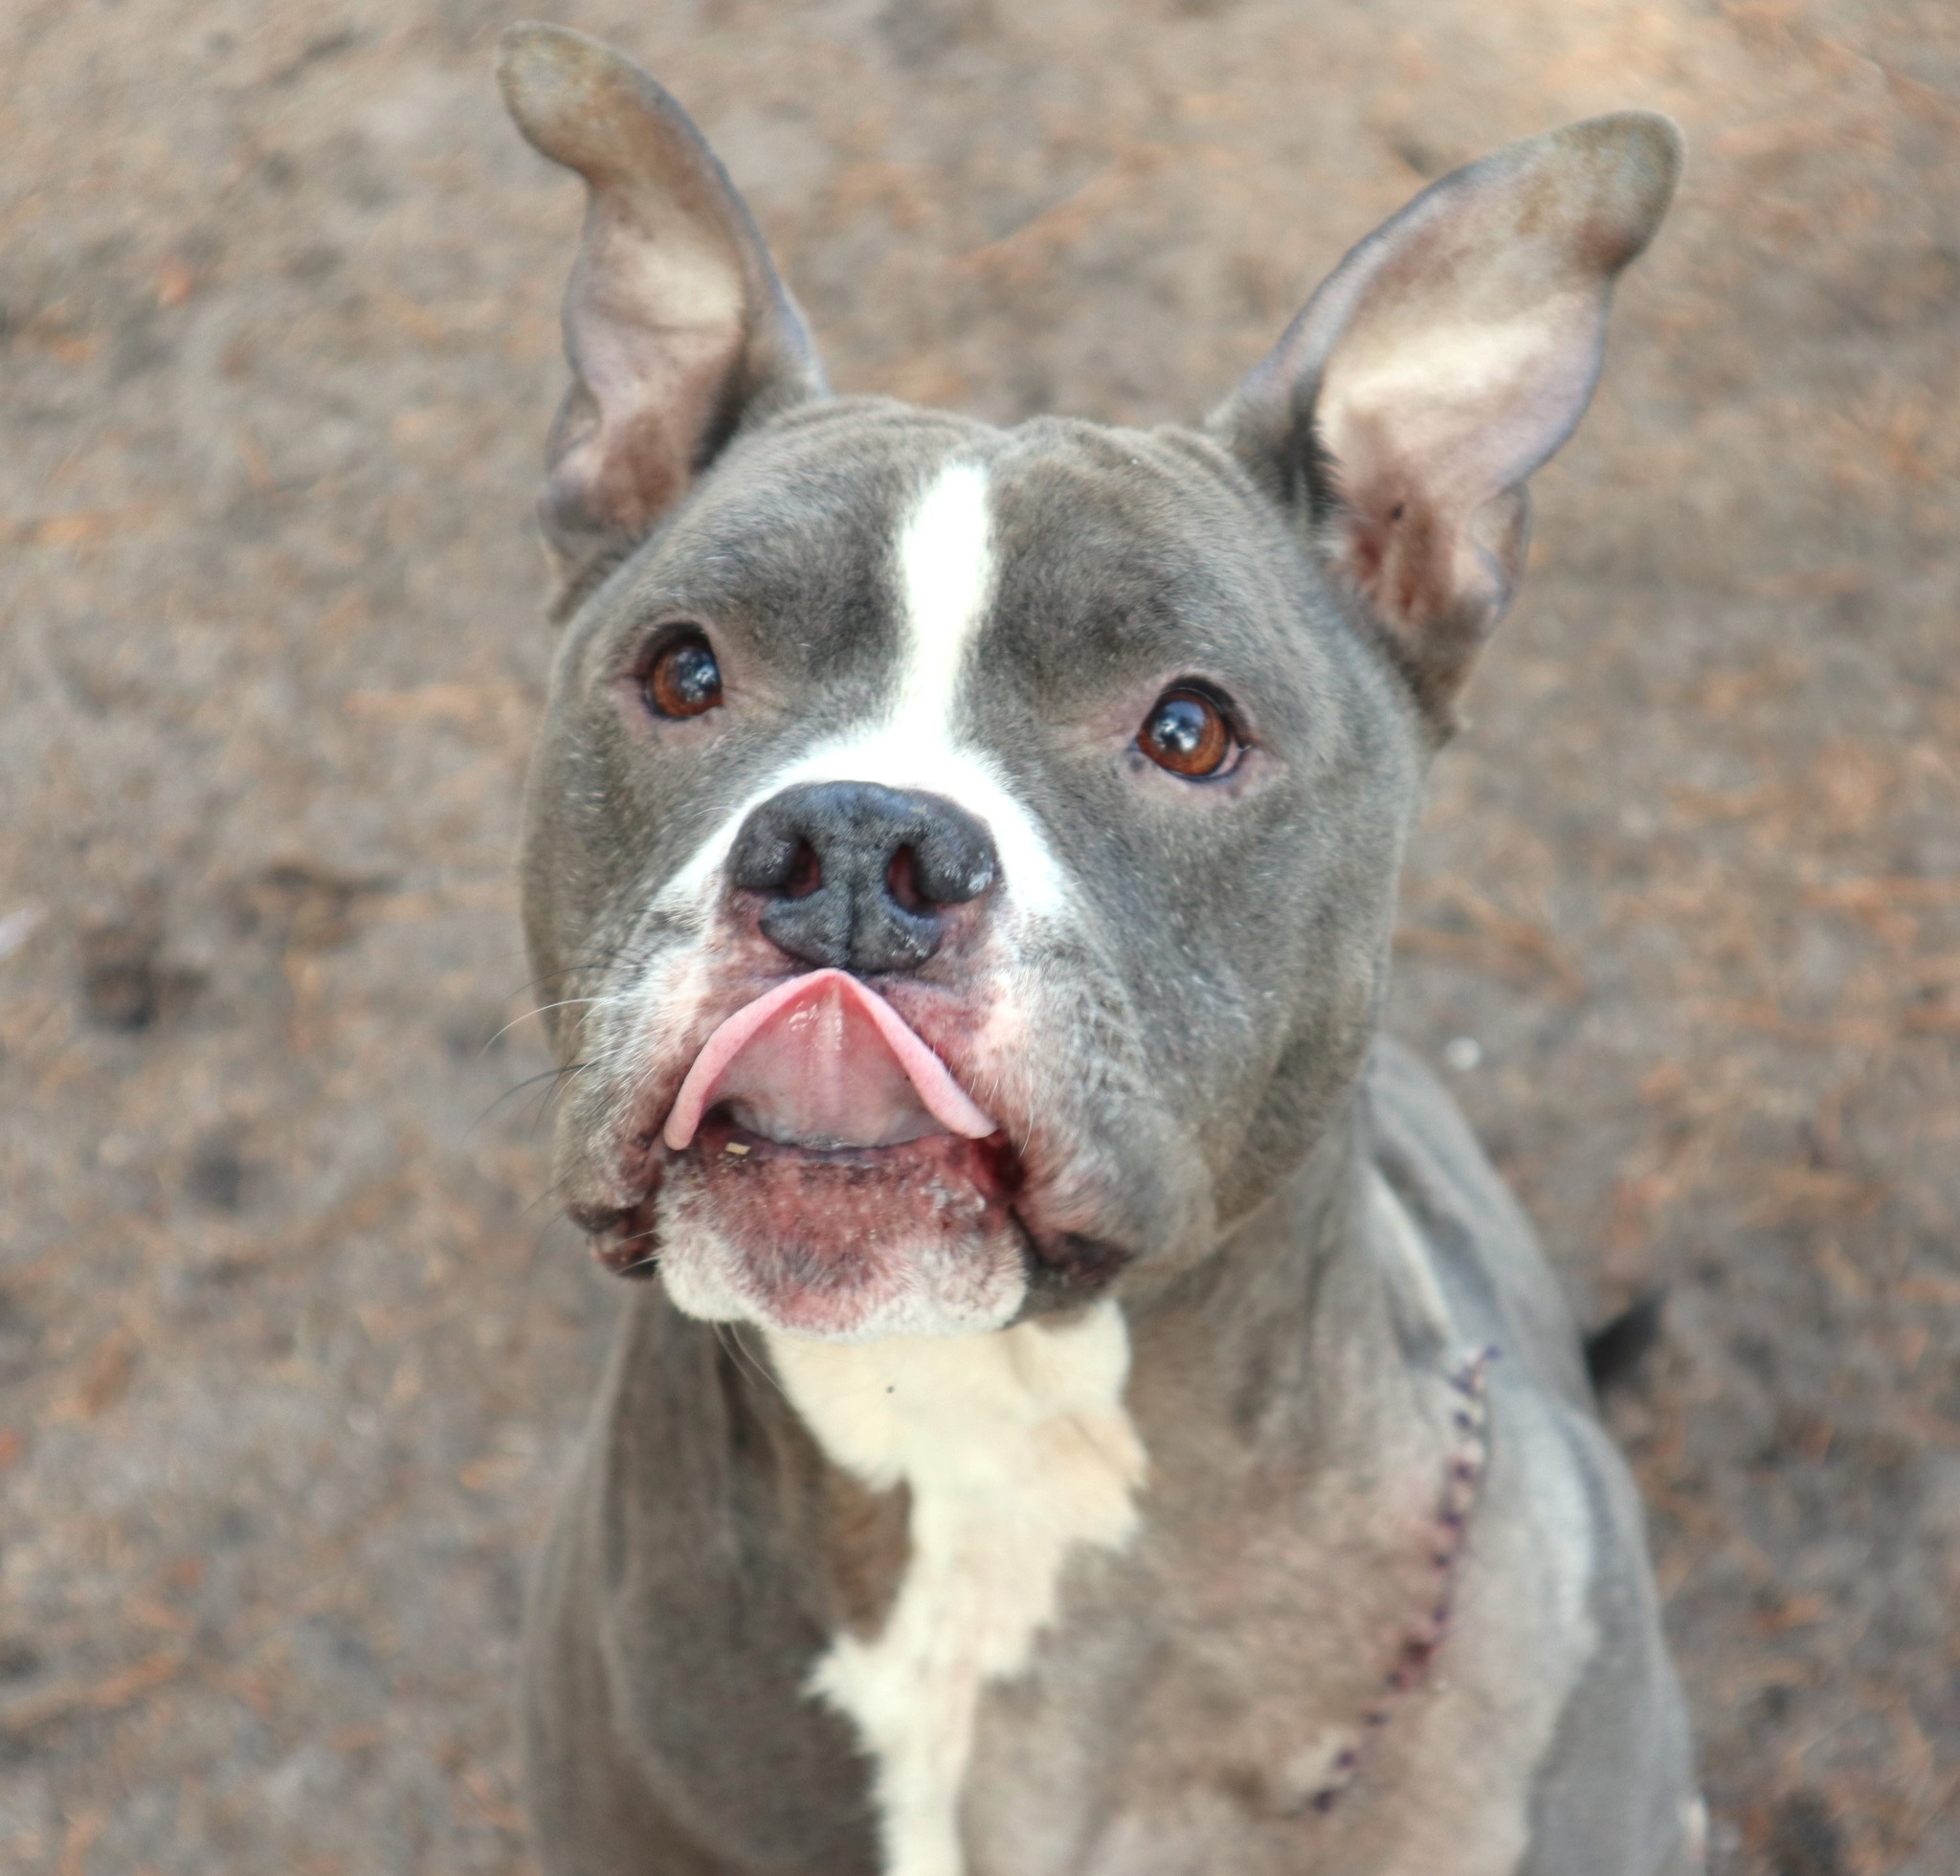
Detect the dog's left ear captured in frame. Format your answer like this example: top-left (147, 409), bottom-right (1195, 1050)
top-left (1210, 114), bottom-right (1681, 724)
top-left (499, 23), bottom-right (826, 610)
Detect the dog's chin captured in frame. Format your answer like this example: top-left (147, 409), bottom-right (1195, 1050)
top-left (650, 1113), bottom-right (1034, 1340)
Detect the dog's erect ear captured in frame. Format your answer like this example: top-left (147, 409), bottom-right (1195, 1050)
top-left (1210, 114), bottom-right (1681, 723)
top-left (499, 23), bottom-right (826, 606)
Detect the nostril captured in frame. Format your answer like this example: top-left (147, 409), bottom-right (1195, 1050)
top-left (783, 839), bottom-right (822, 900)
top-left (886, 845), bottom-right (925, 913)
top-left (911, 833), bottom-right (995, 907)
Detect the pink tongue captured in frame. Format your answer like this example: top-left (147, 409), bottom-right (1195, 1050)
top-left (662, 970), bottom-right (996, 1152)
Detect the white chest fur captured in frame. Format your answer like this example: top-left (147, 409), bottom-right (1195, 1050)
top-left (765, 1303), bottom-right (1147, 1876)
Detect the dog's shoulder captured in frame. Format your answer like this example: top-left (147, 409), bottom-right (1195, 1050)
top-left (1362, 1035), bottom-right (1592, 1411)
top-left (1361, 1039), bottom-right (1701, 1863)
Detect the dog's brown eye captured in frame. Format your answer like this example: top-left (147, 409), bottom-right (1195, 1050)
top-left (1139, 688), bottom-right (1236, 778)
top-left (644, 636), bottom-right (723, 719)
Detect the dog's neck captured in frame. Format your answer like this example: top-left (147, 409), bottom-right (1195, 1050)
top-left (1120, 1083), bottom-right (1446, 1467)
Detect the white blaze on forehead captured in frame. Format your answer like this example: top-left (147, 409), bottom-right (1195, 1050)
top-left (894, 459), bottom-right (995, 736)
top-left (767, 1304), bottom-right (1146, 1876)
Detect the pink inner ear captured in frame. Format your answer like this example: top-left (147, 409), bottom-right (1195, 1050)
top-left (1321, 284), bottom-right (1604, 493)
top-left (1315, 282), bottom-right (1606, 643)
top-left (542, 177), bottom-right (752, 554)
top-left (500, 23), bottom-right (825, 585)
top-left (550, 298), bottom-right (741, 545)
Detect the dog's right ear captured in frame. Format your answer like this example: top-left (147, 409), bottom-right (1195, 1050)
top-left (499, 23), bottom-right (826, 611)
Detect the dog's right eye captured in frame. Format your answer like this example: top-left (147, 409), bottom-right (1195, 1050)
top-left (642, 634), bottom-right (724, 720)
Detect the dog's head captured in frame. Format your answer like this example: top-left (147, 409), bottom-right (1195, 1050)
top-left (499, 24), bottom-right (1678, 1341)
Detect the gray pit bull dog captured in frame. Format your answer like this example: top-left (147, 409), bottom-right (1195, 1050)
top-left (495, 23), bottom-right (1703, 1876)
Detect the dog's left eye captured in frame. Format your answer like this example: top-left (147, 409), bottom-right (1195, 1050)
top-left (1138, 687), bottom-right (1239, 779)
top-left (643, 634), bottom-right (724, 719)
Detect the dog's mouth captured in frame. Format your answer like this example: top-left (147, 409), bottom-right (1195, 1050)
top-left (580, 970), bottom-right (1094, 1334)
top-left (661, 969), bottom-right (998, 1156)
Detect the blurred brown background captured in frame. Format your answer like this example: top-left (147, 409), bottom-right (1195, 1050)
top-left (2, 0), bottom-right (1957, 1870)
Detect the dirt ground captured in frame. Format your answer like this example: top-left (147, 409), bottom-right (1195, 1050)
top-left (2, 0), bottom-right (1957, 1870)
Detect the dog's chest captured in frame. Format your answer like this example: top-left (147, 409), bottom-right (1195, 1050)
top-left (764, 1301), bottom-right (1544, 1873)
top-left (768, 1305), bottom-right (1521, 1876)
top-left (766, 1305), bottom-right (1147, 1876)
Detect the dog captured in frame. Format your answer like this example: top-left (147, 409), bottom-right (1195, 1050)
top-left (494, 23), bottom-right (1703, 1875)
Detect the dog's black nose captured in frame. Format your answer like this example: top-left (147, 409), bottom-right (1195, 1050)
top-left (728, 781), bottom-right (997, 973)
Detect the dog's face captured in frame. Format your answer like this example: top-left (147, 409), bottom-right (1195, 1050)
top-left (501, 27), bottom-right (1678, 1340)
top-left (525, 407), bottom-right (1416, 1337)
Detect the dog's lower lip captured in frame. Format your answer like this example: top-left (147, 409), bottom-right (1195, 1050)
top-left (689, 1108), bottom-right (1000, 1170)
top-left (659, 1109), bottom-right (1036, 1224)
top-left (720, 1099), bottom-right (949, 1153)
